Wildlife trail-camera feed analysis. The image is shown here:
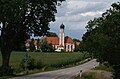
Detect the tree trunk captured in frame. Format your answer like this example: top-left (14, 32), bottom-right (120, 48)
top-left (0, 46), bottom-right (14, 76)
top-left (1, 49), bottom-right (11, 68)
top-left (0, 22), bottom-right (12, 68)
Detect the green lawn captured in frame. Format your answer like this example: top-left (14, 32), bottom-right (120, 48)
top-left (0, 51), bottom-right (89, 69)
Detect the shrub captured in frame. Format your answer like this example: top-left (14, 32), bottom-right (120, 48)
top-left (19, 57), bottom-right (36, 70)
top-left (83, 75), bottom-right (93, 79)
top-left (113, 65), bottom-right (120, 79)
top-left (19, 57), bottom-right (43, 71)
top-left (0, 66), bottom-right (14, 76)
top-left (27, 57), bottom-right (36, 70)
top-left (19, 59), bottom-right (25, 70)
top-left (36, 60), bottom-right (44, 69)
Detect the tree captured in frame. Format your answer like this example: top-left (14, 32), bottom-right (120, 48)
top-left (40, 38), bottom-right (54, 52)
top-left (0, 0), bottom-right (65, 75)
top-left (73, 38), bottom-right (80, 52)
top-left (29, 38), bottom-right (35, 52)
top-left (40, 38), bottom-right (48, 52)
top-left (73, 38), bottom-right (80, 42)
top-left (46, 31), bottom-right (58, 37)
top-left (36, 38), bottom-right (41, 51)
top-left (81, 2), bottom-right (120, 79)
top-left (47, 43), bottom-right (55, 52)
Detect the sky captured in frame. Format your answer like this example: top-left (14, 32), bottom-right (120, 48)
top-left (50, 0), bottom-right (120, 40)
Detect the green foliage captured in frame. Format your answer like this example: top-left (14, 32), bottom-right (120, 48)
top-left (27, 57), bottom-right (36, 70)
top-left (0, 0), bottom-right (65, 71)
top-left (40, 38), bottom-right (54, 52)
top-left (73, 39), bottom-right (80, 42)
top-left (74, 44), bottom-right (80, 52)
top-left (19, 57), bottom-right (44, 70)
top-left (0, 52), bottom-right (88, 69)
top-left (76, 71), bottom-right (111, 79)
top-left (73, 38), bottom-right (81, 52)
top-left (36, 60), bottom-right (44, 69)
top-left (0, 66), bottom-right (14, 77)
top-left (83, 75), bottom-right (93, 79)
top-left (81, 2), bottom-right (120, 79)
top-left (19, 59), bottom-right (25, 71)
top-left (113, 65), bottom-right (120, 79)
top-left (47, 43), bottom-right (55, 52)
top-left (50, 57), bottom-right (82, 68)
top-left (94, 64), bottom-right (114, 72)
top-left (46, 32), bottom-right (58, 37)
top-left (29, 39), bottom-right (35, 52)
top-left (47, 52), bottom-right (90, 68)
top-left (14, 43), bottom-right (26, 51)
top-left (0, 77), bottom-right (7, 79)
top-left (0, 52), bottom-right (90, 75)
top-left (40, 38), bottom-right (49, 52)
top-left (82, 72), bottom-right (107, 79)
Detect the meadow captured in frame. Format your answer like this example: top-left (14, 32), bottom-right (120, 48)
top-left (0, 52), bottom-right (89, 69)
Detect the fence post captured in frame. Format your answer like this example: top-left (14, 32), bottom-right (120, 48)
top-left (80, 69), bottom-right (82, 77)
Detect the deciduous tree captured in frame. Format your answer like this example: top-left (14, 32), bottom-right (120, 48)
top-left (81, 2), bottom-right (120, 79)
top-left (0, 0), bottom-right (65, 75)
top-left (46, 32), bottom-right (58, 37)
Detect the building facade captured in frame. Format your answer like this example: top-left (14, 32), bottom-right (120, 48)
top-left (45, 23), bottom-right (75, 52)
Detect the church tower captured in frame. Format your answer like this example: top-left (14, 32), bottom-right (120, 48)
top-left (59, 23), bottom-right (65, 47)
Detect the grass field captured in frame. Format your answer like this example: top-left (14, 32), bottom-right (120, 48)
top-left (0, 51), bottom-right (89, 69)
top-left (75, 70), bottom-right (112, 79)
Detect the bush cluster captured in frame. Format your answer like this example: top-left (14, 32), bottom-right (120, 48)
top-left (19, 57), bottom-right (44, 71)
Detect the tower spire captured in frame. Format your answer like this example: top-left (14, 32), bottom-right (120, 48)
top-left (60, 23), bottom-right (65, 29)
top-left (59, 23), bottom-right (65, 47)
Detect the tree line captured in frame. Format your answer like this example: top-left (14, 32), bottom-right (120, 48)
top-left (80, 2), bottom-right (120, 79)
top-left (29, 38), bottom-right (55, 52)
top-left (13, 31), bottom-right (58, 52)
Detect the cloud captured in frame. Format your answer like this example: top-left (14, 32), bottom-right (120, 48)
top-left (65, 1), bottom-right (106, 15)
top-left (50, 0), bottom-right (120, 39)
top-left (81, 11), bottom-right (103, 17)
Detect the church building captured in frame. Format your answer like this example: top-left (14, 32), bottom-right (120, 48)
top-left (45, 24), bottom-right (75, 52)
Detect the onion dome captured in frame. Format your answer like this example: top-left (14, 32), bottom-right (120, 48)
top-left (60, 23), bottom-right (65, 29)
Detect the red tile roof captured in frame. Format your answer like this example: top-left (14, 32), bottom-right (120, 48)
top-left (65, 37), bottom-right (74, 44)
top-left (33, 40), bottom-right (37, 46)
top-left (46, 37), bottom-right (59, 45)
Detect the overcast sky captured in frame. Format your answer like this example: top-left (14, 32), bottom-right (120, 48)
top-left (50, 0), bottom-right (119, 40)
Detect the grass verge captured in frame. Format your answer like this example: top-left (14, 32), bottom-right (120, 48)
top-left (75, 64), bottom-right (113, 79)
top-left (75, 70), bottom-right (112, 79)
top-left (0, 51), bottom-right (91, 77)
top-left (94, 64), bottom-right (114, 72)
